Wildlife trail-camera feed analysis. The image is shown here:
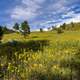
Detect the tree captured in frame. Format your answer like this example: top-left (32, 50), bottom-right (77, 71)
top-left (0, 26), bottom-right (3, 42)
top-left (21, 21), bottom-right (30, 38)
top-left (40, 28), bottom-right (43, 32)
top-left (71, 22), bottom-right (74, 30)
top-left (13, 23), bottom-right (19, 31)
top-left (60, 23), bottom-right (66, 30)
top-left (57, 28), bottom-right (64, 34)
top-left (51, 26), bottom-right (57, 31)
top-left (3, 26), bottom-right (8, 34)
top-left (71, 22), bottom-right (74, 27)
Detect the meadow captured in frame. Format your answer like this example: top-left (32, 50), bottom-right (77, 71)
top-left (0, 31), bottom-right (80, 80)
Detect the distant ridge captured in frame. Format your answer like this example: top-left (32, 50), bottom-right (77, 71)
top-left (59, 22), bottom-right (80, 31)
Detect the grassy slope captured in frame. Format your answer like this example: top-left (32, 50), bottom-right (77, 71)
top-left (1, 31), bottom-right (80, 80)
top-left (3, 31), bottom-right (80, 42)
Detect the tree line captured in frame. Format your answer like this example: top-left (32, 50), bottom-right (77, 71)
top-left (13, 21), bottom-right (30, 37)
top-left (0, 21), bottom-right (80, 42)
top-left (0, 21), bottom-right (30, 42)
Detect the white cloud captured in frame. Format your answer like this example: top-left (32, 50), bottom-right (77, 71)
top-left (40, 12), bottom-right (80, 28)
top-left (11, 0), bottom-right (45, 20)
top-left (62, 10), bottom-right (80, 22)
top-left (11, 6), bottom-right (37, 20)
top-left (61, 11), bottom-right (75, 18)
top-left (65, 13), bottom-right (80, 23)
top-left (55, 13), bottom-right (80, 27)
top-left (46, 0), bottom-right (79, 15)
top-left (22, 0), bottom-right (45, 5)
top-left (41, 0), bottom-right (80, 28)
top-left (47, 0), bottom-right (68, 12)
top-left (9, 0), bottom-right (80, 30)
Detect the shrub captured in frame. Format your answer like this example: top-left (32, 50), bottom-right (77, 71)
top-left (57, 28), bottom-right (64, 34)
top-left (40, 28), bottom-right (43, 32)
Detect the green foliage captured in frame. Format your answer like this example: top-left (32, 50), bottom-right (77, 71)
top-left (71, 22), bottom-right (74, 27)
top-left (0, 31), bottom-right (80, 80)
top-left (59, 22), bottom-right (80, 31)
top-left (0, 26), bottom-right (3, 41)
top-left (60, 23), bottom-right (66, 30)
top-left (40, 28), bottom-right (43, 32)
top-left (57, 28), bottom-right (64, 34)
top-left (3, 26), bottom-right (14, 34)
top-left (21, 21), bottom-right (30, 38)
top-left (0, 40), bottom-right (80, 80)
top-left (13, 23), bottom-right (19, 31)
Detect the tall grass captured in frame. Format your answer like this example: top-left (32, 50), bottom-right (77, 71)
top-left (0, 39), bottom-right (80, 80)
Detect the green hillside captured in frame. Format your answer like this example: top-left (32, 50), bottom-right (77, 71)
top-left (59, 22), bottom-right (80, 31)
top-left (0, 31), bottom-right (80, 80)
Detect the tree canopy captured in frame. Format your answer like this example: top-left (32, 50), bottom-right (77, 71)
top-left (13, 23), bottom-right (19, 31)
top-left (21, 21), bottom-right (30, 38)
top-left (0, 26), bottom-right (3, 41)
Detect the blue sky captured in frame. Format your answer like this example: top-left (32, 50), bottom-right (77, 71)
top-left (0, 0), bottom-right (80, 30)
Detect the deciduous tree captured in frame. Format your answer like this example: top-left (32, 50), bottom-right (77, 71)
top-left (21, 21), bottom-right (30, 38)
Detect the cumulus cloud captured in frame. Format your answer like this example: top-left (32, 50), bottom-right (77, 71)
top-left (39, 0), bottom-right (80, 28)
top-left (8, 0), bottom-right (80, 29)
top-left (11, 6), bottom-right (37, 20)
top-left (11, 0), bottom-right (45, 20)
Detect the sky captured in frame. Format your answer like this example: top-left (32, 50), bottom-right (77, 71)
top-left (0, 0), bottom-right (80, 30)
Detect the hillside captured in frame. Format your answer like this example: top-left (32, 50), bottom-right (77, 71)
top-left (0, 31), bottom-right (80, 80)
top-left (59, 22), bottom-right (80, 31)
top-left (2, 31), bottom-right (80, 43)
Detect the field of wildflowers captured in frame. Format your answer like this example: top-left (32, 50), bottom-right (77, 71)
top-left (0, 31), bottom-right (80, 80)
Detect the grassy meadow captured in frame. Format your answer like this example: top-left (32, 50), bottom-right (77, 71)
top-left (0, 31), bottom-right (80, 80)
top-left (3, 31), bottom-right (80, 42)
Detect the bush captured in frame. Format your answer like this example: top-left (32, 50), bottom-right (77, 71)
top-left (40, 28), bottom-right (43, 32)
top-left (57, 28), bottom-right (64, 34)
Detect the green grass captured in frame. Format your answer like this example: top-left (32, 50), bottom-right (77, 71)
top-left (2, 31), bottom-right (80, 42)
top-left (1, 31), bottom-right (80, 80)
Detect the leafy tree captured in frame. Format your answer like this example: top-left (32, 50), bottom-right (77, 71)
top-left (21, 21), bottom-right (30, 38)
top-left (57, 28), bottom-right (64, 34)
top-left (63, 23), bottom-right (66, 29)
top-left (0, 26), bottom-right (3, 42)
top-left (60, 23), bottom-right (66, 30)
top-left (40, 28), bottom-right (43, 32)
top-left (71, 22), bottom-right (74, 30)
top-left (3, 26), bottom-right (8, 33)
top-left (71, 22), bottom-right (74, 27)
top-left (70, 22), bottom-right (75, 30)
top-left (13, 23), bottom-right (19, 31)
top-left (51, 26), bottom-right (57, 31)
